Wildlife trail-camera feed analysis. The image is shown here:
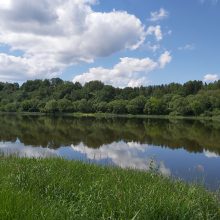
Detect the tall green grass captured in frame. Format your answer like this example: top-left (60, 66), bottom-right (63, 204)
top-left (0, 157), bottom-right (219, 219)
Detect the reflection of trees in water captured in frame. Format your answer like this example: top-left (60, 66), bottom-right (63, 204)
top-left (0, 115), bottom-right (220, 154)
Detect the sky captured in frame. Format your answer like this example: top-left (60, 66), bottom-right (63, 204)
top-left (0, 0), bottom-right (219, 87)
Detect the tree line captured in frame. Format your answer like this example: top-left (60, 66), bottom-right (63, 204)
top-left (0, 78), bottom-right (220, 117)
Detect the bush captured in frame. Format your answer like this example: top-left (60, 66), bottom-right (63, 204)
top-left (44, 100), bottom-right (59, 113)
top-left (20, 100), bottom-right (40, 112)
top-left (57, 99), bottom-right (74, 113)
top-left (108, 100), bottom-right (128, 114)
top-left (4, 103), bottom-right (19, 112)
top-left (126, 96), bottom-right (146, 114)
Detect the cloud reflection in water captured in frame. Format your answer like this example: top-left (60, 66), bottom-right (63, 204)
top-left (1, 139), bottom-right (220, 180)
top-left (71, 141), bottom-right (171, 176)
top-left (0, 141), bottom-right (58, 158)
top-left (0, 140), bottom-right (171, 176)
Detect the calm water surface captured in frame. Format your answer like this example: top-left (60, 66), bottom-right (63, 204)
top-left (1, 115), bottom-right (220, 190)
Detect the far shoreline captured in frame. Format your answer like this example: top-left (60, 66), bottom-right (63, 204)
top-left (1, 111), bottom-right (220, 121)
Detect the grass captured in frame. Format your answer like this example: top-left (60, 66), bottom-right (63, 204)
top-left (0, 157), bottom-right (219, 219)
top-left (71, 112), bottom-right (220, 121)
top-left (1, 111), bottom-right (220, 121)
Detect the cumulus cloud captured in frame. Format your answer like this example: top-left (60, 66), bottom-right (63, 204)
top-left (73, 51), bottom-right (172, 87)
top-left (149, 8), bottom-right (169, 22)
top-left (0, 0), bottom-right (147, 82)
top-left (0, 1), bottom-right (12, 10)
top-left (0, 53), bottom-right (62, 81)
top-left (203, 74), bottom-right (219, 82)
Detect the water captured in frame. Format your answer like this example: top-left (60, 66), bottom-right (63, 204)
top-left (1, 114), bottom-right (220, 190)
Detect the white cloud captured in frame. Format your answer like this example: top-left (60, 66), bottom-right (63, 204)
top-left (0, 53), bottom-right (63, 82)
top-left (203, 74), bottom-right (219, 82)
top-left (158, 51), bottom-right (172, 68)
top-left (73, 51), bottom-right (172, 87)
top-left (0, 0), bottom-right (12, 10)
top-left (0, 0), bottom-right (147, 82)
top-left (149, 8), bottom-right (169, 22)
top-left (178, 44), bottom-right (195, 51)
top-left (146, 25), bottom-right (163, 41)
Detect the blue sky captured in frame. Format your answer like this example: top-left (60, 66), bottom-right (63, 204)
top-left (0, 0), bottom-right (219, 86)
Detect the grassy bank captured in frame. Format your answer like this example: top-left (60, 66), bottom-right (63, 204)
top-left (71, 112), bottom-right (220, 121)
top-left (1, 111), bottom-right (220, 121)
top-left (0, 157), bottom-right (219, 219)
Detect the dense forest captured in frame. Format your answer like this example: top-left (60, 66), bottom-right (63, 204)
top-left (0, 78), bottom-right (220, 117)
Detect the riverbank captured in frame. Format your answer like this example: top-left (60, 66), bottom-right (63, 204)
top-left (72, 112), bottom-right (220, 121)
top-left (0, 157), bottom-right (219, 219)
top-left (1, 111), bottom-right (220, 121)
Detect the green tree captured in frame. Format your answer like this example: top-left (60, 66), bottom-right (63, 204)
top-left (44, 100), bottom-right (59, 113)
top-left (57, 99), bottom-right (74, 113)
top-left (20, 100), bottom-right (39, 112)
top-left (144, 97), bottom-right (166, 115)
top-left (96, 85), bottom-right (116, 102)
top-left (168, 95), bottom-right (192, 116)
top-left (126, 96), bottom-right (147, 114)
top-left (107, 100), bottom-right (128, 114)
top-left (187, 95), bottom-right (211, 116)
top-left (73, 99), bottom-right (93, 113)
top-left (94, 102), bottom-right (108, 113)
top-left (183, 80), bottom-right (203, 96)
top-left (4, 103), bottom-right (19, 112)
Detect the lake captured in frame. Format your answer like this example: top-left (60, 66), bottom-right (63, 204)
top-left (1, 114), bottom-right (220, 190)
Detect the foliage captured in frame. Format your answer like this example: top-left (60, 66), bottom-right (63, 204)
top-left (127, 95), bottom-right (146, 114)
top-left (107, 100), bottom-right (128, 114)
top-left (144, 97), bottom-right (167, 115)
top-left (44, 100), bottom-right (59, 113)
top-left (0, 79), bottom-right (220, 116)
